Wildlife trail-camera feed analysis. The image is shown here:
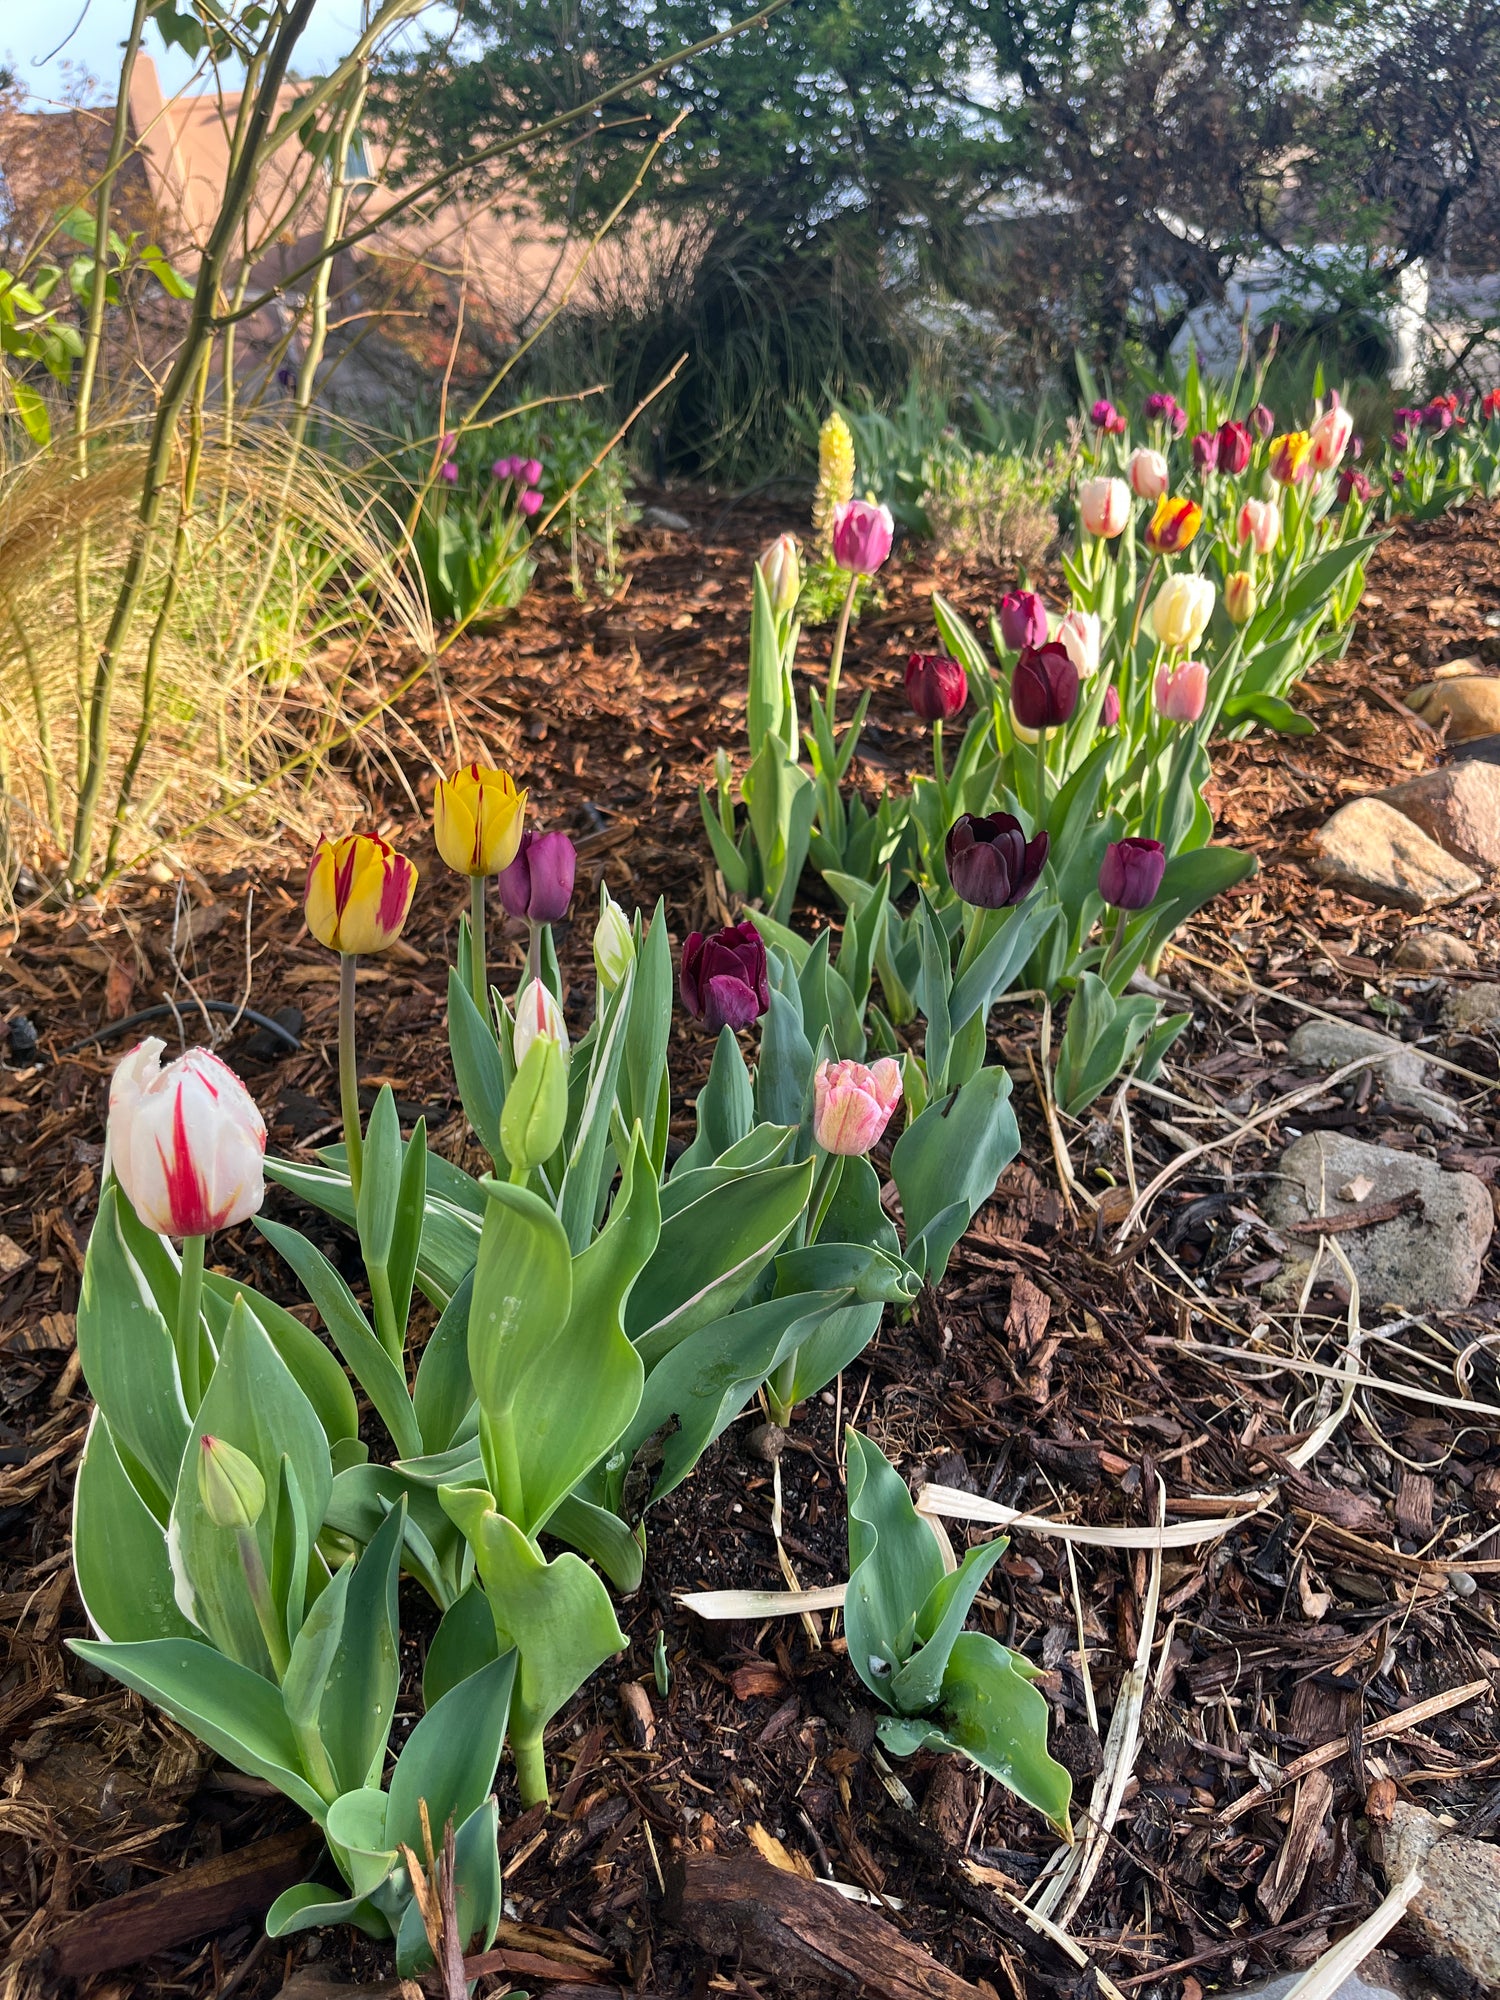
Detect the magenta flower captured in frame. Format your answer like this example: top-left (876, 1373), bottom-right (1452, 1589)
top-left (1101, 685), bottom-right (1121, 728)
top-left (497, 829), bottom-right (576, 923)
top-left (1090, 399), bottom-right (1127, 435)
top-left (998, 589), bottom-right (1048, 653)
top-left (1191, 430), bottom-right (1219, 472)
top-left (1249, 403), bottom-right (1274, 441)
top-left (439, 460), bottom-right (458, 484)
top-left (1144, 392), bottom-right (1187, 436)
top-left (518, 489), bottom-right (544, 517)
top-left (492, 455), bottom-right (519, 479)
top-left (1216, 420), bottom-right (1254, 474)
top-left (520, 457), bottom-right (543, 484)
top-left (831, 499), bottom-right (894, 576)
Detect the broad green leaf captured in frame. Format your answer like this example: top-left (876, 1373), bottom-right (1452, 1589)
top-left (357, 1087), bottom-right (404, 1320)
top-left (385, 1648), bottom-right (516, 1853)
top-left (843, 1431), bottom-right (947, 1699)
top-left (936, 1632), bottom-right (1073, 1832)
top-left (320, 1501), bottom-right (404, 1794)
top-left (325, 1786), bottom-right (399, 1898)
top-left (423, 1582), bottom-right (500, 1708)
top-left (73, 1410), bottom-right (193, 1642)
top-left (202, 1274), bottom-right (358, 1449)
top-left (888, 1538), bottom-right (1010, 1714)
top-left (756, 979), bottom-right (814, 1129)
top-left (673, 1025), bottom-right (754, 1176)
top-left (546, 1491), bottom-right (645, 1591)
top-left (890, 1065), bottom-right (1020, 1283)
top-left (448, 966), bottom-right (509, 1169)
top-left (266, 1881), bottom-right (391, 1943)
top-left (1221, 691), bottom-right (1316, 736)
top-left (467, 1182), bottom-right (572, 1515)
top-left (558, 960), bottom-right (636, 1251)
top-left (282, 1556), bottom-right (351, 1731)
top-left (412, 1271), bottom-right (475, 1456)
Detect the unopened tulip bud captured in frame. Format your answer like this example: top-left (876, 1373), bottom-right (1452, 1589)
top-left (905, 651), bottom-right (968, 722)
top-left (1149, 574), bottom-right (1216, 651)
top-left (1078, 477), bottom-right (1130, 537)
top-left (1250, 403), bottom-right (1274, 440)
top-left (497, 829), bottom-right (576, 924)
top-left (512, 979), bottom-right (569, 1067)
top-left (198, 1434), bottom-right (266, 1531)
top-left (1216, 421), bottom-right (1254, 475)
top-left (1101, 685), bottom-right (1121, 728)
top-left (1226, 571), bottom-right (1257, 624)
top-left (1154, 658), bottom-right (1209, 722)
top-left (1056, 608), bottom-right (1101, 679)
top-left (500, 1035), bottom-right (569, 1171)
top-left (1237, 497), bottom-right (1280, 553)
top-left (1309, 404), bottom-right (1354, 471)
top-left (593, 892), bottom-right (634, 991)
top-left (1191, 430), bottom-right (1219, 473)
top-left (1090, 399), bottom-right (1126, 436)
top-left (1012, 642), bottom-right (1079, 729)
top-left (756, 534), bottom-right (802, 618)
top-left (1127, 448), bottom-right (1168, 500)
top-left (434, 763), bottom-right (526, 878)
top-left (1098, 837), bottom-right (1167, 911)
top-left (998, 589), bottom-right (1048, 652)
top-left (945, 812), bottom-right (1049, 908)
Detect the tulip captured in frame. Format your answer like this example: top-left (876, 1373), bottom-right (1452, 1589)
top-left (1099, 836), bottom-right (1167, 911)
top-left (512, 979), bottom-right (569, 1066)
top-left (998, 589), bottom-right (1048, 652)
top-left (1216, 420), bottom-right (1254, 474)
top-left (1149, 573), bottom-right (1215, 651)
top-left (1191, 430), bottom-right (1219, 473)
top-left (681, 921), bottom-right (770, 1034)
top-left (1237, 497), bottom-right (1280, 553)
top-left (1090, 398), bottom-right (1127, 435)
top-left (1309, 404), bottom-right (1353, 471)
top-left (492, 456), bottom-right (519, 480)
top-left (831, 499), bottom-right (894, 576)
top-left (812, 1057), bottom-right (903, 1156)
top-left (198, 1434), bottom-right (266, 1532)
top-left (501, 1033), bottom-right (569, 1175)
top-left (1127, 448), bottom-right (1169, 500)
top-left (518, 489), bottom-right (544, 518)
top-left (1012, 642), bottom-right (1079, 730)
top-left (1225, 571), bottom-right (1257, 623)
top-left (1268, 431), bottom-right (1311, 484)
top-left (1338, 467), bottom-right (1373, 506)
top-left (1101, 685), bottom-right (1121, 728)
top-left (434, 764), bottom-right (525, 879)
top-left (593, 891), bottom-right (634, 992)
top-left (905, 651), bottom-right (967, 722)
top-left (1250, 403), bottom-right (1274, 440)
top-left (1143, 494), bottom-right (1202, 553)
top-left (520, 457), bottom-right (543, 484)
top-left (439, 461), bottom-right (458, 484)
top-left (1056, 608), bottom-right (1101, 679)
top-left (497, 828), bottom-right (576, 925)
top-left (1143, 392), bottom-right (1187, 436)
top-left (1483, 388), bottom-right (1500, 421)
top-left (109, 1037), bottom-right (266, 1408)
top-left (1078, 476), bottom-right (1130, 537)
top-left (305, 833), bottom-right (417, 958)
top-left (1422, 393), bottom-right (1461, 432)
top-left (945, 811), bottom-right (1049, 908)
top-left (1154, 658), bottom-right (1209, 723)
top-left (757, 534), bottom-right (802, 619)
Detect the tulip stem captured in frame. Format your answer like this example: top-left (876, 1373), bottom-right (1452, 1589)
top-left (806, 1151), bottom-right (844, 1247)
top-left (236, 1526), bottom-right (290, 1680)
top-left (176, 1233), bottom-right (205, 1412)
top-left (527, 920), bottom-right (542, 988)
top-left (339, 952), bottom-right (364, 1204)
top-left (1129, 555), bottom-right (1160, 652)
top-left (932, 717), bottom-right (947, 800)
top-left (512, 1730), bottom-right (549, 1809)
top-left (470, 875), bottom-right (490, 1028)
top-left (1034, 727), bottom-right (1048, 823)
top-left (825, 574), bottom-right (859, 717)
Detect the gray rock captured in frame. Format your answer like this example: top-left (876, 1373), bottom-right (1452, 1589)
top-left (1444, 983), bottom-right (1500, 1036)
top-left (1372, 1801), bottom-right (1500, 1991)
top-left (640, 505), bottom-right (693, 532)
top-left (1264, 1132), bottom-right (1492, 1311)
top-left (1286, 1019), bottom-right (1465, 1132)
top-left (1311, 799), bottom-right (1481, 911)
top-left (1222, 1969), bottom-right (1405, 2000)
top-left (1390, 929), bottom-right (1479, 971)
top-left (1378, 761), bottom-right (1500, 877)
top-left (1406, 672), bottom-right (1500, 743)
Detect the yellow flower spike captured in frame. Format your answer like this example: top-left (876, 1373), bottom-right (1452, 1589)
top-left (812, 412), bottom-right (855, 557)
top-left (433, 763), bottom-right (526, 878)
top-left (304, 832), bottom-right (418, 956)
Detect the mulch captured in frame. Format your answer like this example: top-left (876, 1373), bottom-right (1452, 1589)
top-left (2, 492), bottom-right (1500, 2000)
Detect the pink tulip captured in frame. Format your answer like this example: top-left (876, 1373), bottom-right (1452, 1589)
top-left (1154, 658), bottom-right (1209, 723)
top-left (812, 1057), bottom-right (903, 1156)
top-left (831, 499), bottom-right (895, 575)
top-left (520, 457), bottom-right (543, 484)
top-left (1078, 476), bottom-right (1130, 537)
top-left (1237, 497), bottom-right (1280, 553)
top-left (492, 456), bottom-right (519, 480)
top-left (1101, 685), bottom-right (1121, 728)
top-left (1309, 404), bottom-right (1354, 471)
top-left (518, 488), bottom-right (544, 517)
top-left (108, 1039), bottom-right (266, 1238)
top-left (1127, 448), bottom-right (1169, 500)
top-left (439, 460), bottom-right (458, 484)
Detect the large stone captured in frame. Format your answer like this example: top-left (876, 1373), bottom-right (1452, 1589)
top-left (1444, 983), bottom-right (1500, 1036)
top-left (1264, 1132), bottom-right (1492, 1311)
top-left (1390, 928), bottom-right (1479, 971)
top-left (1406, 674), bottom-right (1500, 742)
top-left (1378, 760), bottom-right (1500, 877)
top-left (1372, 1802), bottom-right (1500, 1992)
top-left (1311, 798), bottom-right (1481, 911)
top-left (1286, 1019), bottom-right (1464, 1132)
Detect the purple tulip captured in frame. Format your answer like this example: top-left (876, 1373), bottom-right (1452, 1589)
top-left (497, 829), bottom-right (576, 923)
top-left (680, 921), bottom-right (770, 1033)
top-left (945, 812), bottom-right (1049, 909)
top-left (998, 589), bottom-right (1048, 653)
top-left (1216, 420), bottom-right (1253, 474)
top-left (1338, 467), bottom-right (1373, 505)
top-left (831, 499), bottom-right (895, 575)
top-left (1144, 392), bottom-right (1187, 436)
top-left (1090, 399), bottom-right (1126, 435)
top-left (1098, 837), bottom-right (1166, 911)
top-left (439, 460), bottom-right (458, 484)
top-left (1012, 642), bottom-right (1079, 730)
top-left (492, 456), bottom-right (519, 480)
top-left (1249, 403), bottom-right (1274, 441)
top-left (1191, 429), bottom-right (1219, 472)
top-left (520, 457), bottom-right (543, 484)
top-left (905, 651), bottom-right (968, 723)
top-left (518, 489), bottom-right (544, 517)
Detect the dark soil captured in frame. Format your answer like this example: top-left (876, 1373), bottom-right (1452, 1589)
top-left (3, 494), bottom-right (1500, 2000)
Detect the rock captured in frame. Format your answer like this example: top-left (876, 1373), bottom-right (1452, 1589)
top-left (1451, 732), bottom-right (1500, 766)
top-left (1406, 674), bottom-right (1500, 743)
top-left (640, 505), bottom-right (693, 532)
top-left (1443, 983), bottom-right (1500, 1036)
top-left (1312, 798), bottom-right (1482, 910)
top-left (1371, 1801), bottom-right (1500, 1991)
top-left (1391, 929), bottom-right (1479, 971)
top-left (1220, 1969), bottom-right (1405, 2000)
top-left (1378, 761), bottom-right (1500, 877)
top-left (1264, 1132), bottom-right (1492, 1311)
top-left (1285, 1020), bottom-right (1465, 1132)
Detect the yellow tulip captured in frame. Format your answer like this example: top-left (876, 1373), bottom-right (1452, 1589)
top-left (1225, 571), bottom-right (1257, 624)
top-left (433, 763), bottom-right (526, 877)
top-left (304, 833), bottom-right (418, 955)
top-left (1149, 574), bottom-right (1216, 651)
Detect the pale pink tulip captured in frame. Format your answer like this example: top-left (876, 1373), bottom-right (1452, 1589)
top-left (108, 1039), bottom-right (266, 1237)
top-left (1078, 477), bottom-right (1130, 537)
top-left (1154, 658), bottom-right (1209, 723)
top-left (512, 979), bottom-right (569, 1065)
top-left (1308, 404), bottom-right (1354, 471)
top-left (1127, 448), bottom-right (1169, 500)
top-left (812, 1058), bottom-right (902, 1156)
top-left (1056, 608), bottom-right (1101, 679)
top-left (1237, 497), bottom-right (1280, 553)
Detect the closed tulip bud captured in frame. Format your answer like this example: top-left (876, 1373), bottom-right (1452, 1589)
top-left (1149, 573), bottom-right (1216, 651)
top-left (680, 921), bottom-right (770, 1034)
top-left (1309, 404), bottom-right (1354, 471)
top-left (491, 455), bottom-right (519, 480)
top-left (496, 828), bottom-right (576, 923)
top-left (1127, 447), bottom-right (1169, 500)
top-left (1338, 467), bottom-right (1373, 506)
top-left (593, 892), bottom-right (634, 991)
top-left (1191, 429), bottom-right (1219, 472)
top-left (108, 1039), bottom-right (266, 1237)
top-left (1216, 420), bottom-right (1254, 474)
top-left (305, 833), bottom-right (417, 955)
top-left (500, 1035), bottom-right (569, 1171)
top-left (945, 811), bottom-right (1049, 908)
top-left (904, 651), bottom-right (968, 722)
top-left (1483, 388), bottom-right (1500, 421)
top-left (1012, 642), bottom-right (1079, 729)
top-left (1250, 403), bottom-right (1274, 440)
top-left (1078, 476), bottom-right (1131, 537)
top-left (1154, 658), bottom-right (1209, 722)
top-left (831, 499), bottom-right (894, 575)
top-left (1225, 570), bottom-right (1257, 623)
top-left (512, 979), bottom-right (569, 1066)
top-left (1144, 494), bottom-right (1203, 553)
top-left (1101, 685), bottom-right (1121, 727)
top-left (520, 458), bottom-right (543, 485)
top-left (1090, 398), bottom-right (1126, 434)
top-left (997, 588), bottom-right (1048, 652)
top-left (756, 534), bottom-right (802, 617)
top-left (518, 489), bottom-right (544, 517)
top-left (1056, 608), bottom-right (1101, 679)
top-left (198, 1434), bottom-right (266, 1531)
top-left (812, 1057), bottom-right (903, 1156)
top-left (1143, 392), bottom-right (1186, 435)
top-left (1268, 431), bottom-right (1312, 484)
top-left (1237, 497), bottom-right (1280, 553)
top-left (433, 763), bottom-right (526, 878)
top-left (1098, 836), bottom-right (1167, 910)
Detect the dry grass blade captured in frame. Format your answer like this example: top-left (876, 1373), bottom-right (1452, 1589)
top-left (916, 1485), bottom-right (1269, 1547)
top-left (1275, 1870), bottom-right (1424, 2000)
top-left (678, 1585), bottom-right (847, 1619)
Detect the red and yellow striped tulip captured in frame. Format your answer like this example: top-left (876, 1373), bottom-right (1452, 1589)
top-left (305, 833), bottom-right (418, 956)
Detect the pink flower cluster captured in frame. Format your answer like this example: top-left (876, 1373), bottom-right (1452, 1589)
top-left (492, 454), bottom-right (546, 517)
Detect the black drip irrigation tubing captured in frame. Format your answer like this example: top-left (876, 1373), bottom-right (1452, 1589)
top-left (62, 1000), bottom-right (303, 1057)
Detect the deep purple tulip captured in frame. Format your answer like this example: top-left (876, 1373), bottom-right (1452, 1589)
top-left (1012, 642), bottom-right (1079, 730)
top-left (680, 921), bottom-right (771, 1033)
top-left (1098, 837), bottom-right (1167, 911)
top-left (998, 589), bottom-right (1048, 653)
top-left (945, 813), bottom-right (1049, 908)
top-left (1090, 399), bottom-right (1126, 435)
top-left (1143, 392), bottom-right (1187, 436)
top-left (497, 828), bottom-right (576, 923)
top-left (905, 652), bottom-right (968, 723)
top-left (1216, 420), bottom-right (1253, 474)
top-left (1191, 429), bottom-right (1219, 473)
top-left (1249, 403), bottom-right (1274, 440)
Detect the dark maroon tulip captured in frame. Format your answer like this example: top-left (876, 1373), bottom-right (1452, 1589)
top-left (1216, 420), bottom-right (1253, 474)
top-left (1098, 837), bottom-right (1167, 911)
top-left (496, 828), bottom-right (576, 922)
top-left (1012, 642), bottom-right (1079, 730)
top-left (946, 813), bottom-right (1049, 909)
top-left (1190, 429), bottom-right (1219, 472)
top-left (1338, 467), bottom-right (1373, 505)
top-left (680, 921), bottom-right (770, 1033)
top-left (905, 651), bottom-right (968, 723)
top-left (1101, 685), bottom-right (1121, 728)
top-left (997, 589), bottom-right (1048, 653)
top-left (1250, 403), bottom-right (1274, 440)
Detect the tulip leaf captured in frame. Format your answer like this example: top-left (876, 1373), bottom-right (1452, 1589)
top-left (447, 965), bottom-right (509, 1169)
top-left (674, 1024), bottom-right (756, 1176)
top-left (664, 1122), bottom-right (795, 1212)
top-left (324, 1785), bottom-right (398, 1897)
top-left (844, 1430), bottom-right (948, 1698)
top-left (557, 959), bottom-right (636, 1252)
top-left (202, 1274), bottom-right (359, 1449)
top-left (318, 1498), bottom-right (404, 1793)
top-left (1054, 976), bottom-right (1163, 1116)
top-left (932, 1633), bottom-right (1073, 1833)
top-left (887, 1538), bottom-right (1011, 1714)
top-left (1221, 691), bottom-right (1316, 736)
top-left (778, 1298), bottom-right (884, 1410)
top-left (423, 1582), bottom-right (500, 1708)
top-left (1134, 844), bottom-right (1258, 966)
top-left (264, 1156), bottom-right (481, 1309)
top-left (324, 1464), bottom-right (466, 1610)
top-left (357, 1087), bottom-right (405, 1317)
top-left (697, 782), bottom-right (753, 898)
top-left (755, 977), bottom-right (814, 1130)
top-left (412, 1270), bottom-right (475, 1456)
top-left (73, 1410), bottom-right (194, 1643)
top-left (387, 1115), bottom-right (429, 1345)
top-left (398, 1797), bottom-right (501, 1976)
top-left (546, 1490), bottom-right (645, 1591)
top-left (281, 1552), bottom-right (350, 1734)
top-left (467, 1182), bottom-right (573, 1520)
top-left (621, 900), bottom-right (673, 1168)
top-left (948, 896), bottom-right (1059, 1042)
top-left (890, 1064), bottom-right (1020, 1283)
top-left (267, 1881), bottom-right (392, 1943)
top-left (385, 1647), bottom-right (516, 1855)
